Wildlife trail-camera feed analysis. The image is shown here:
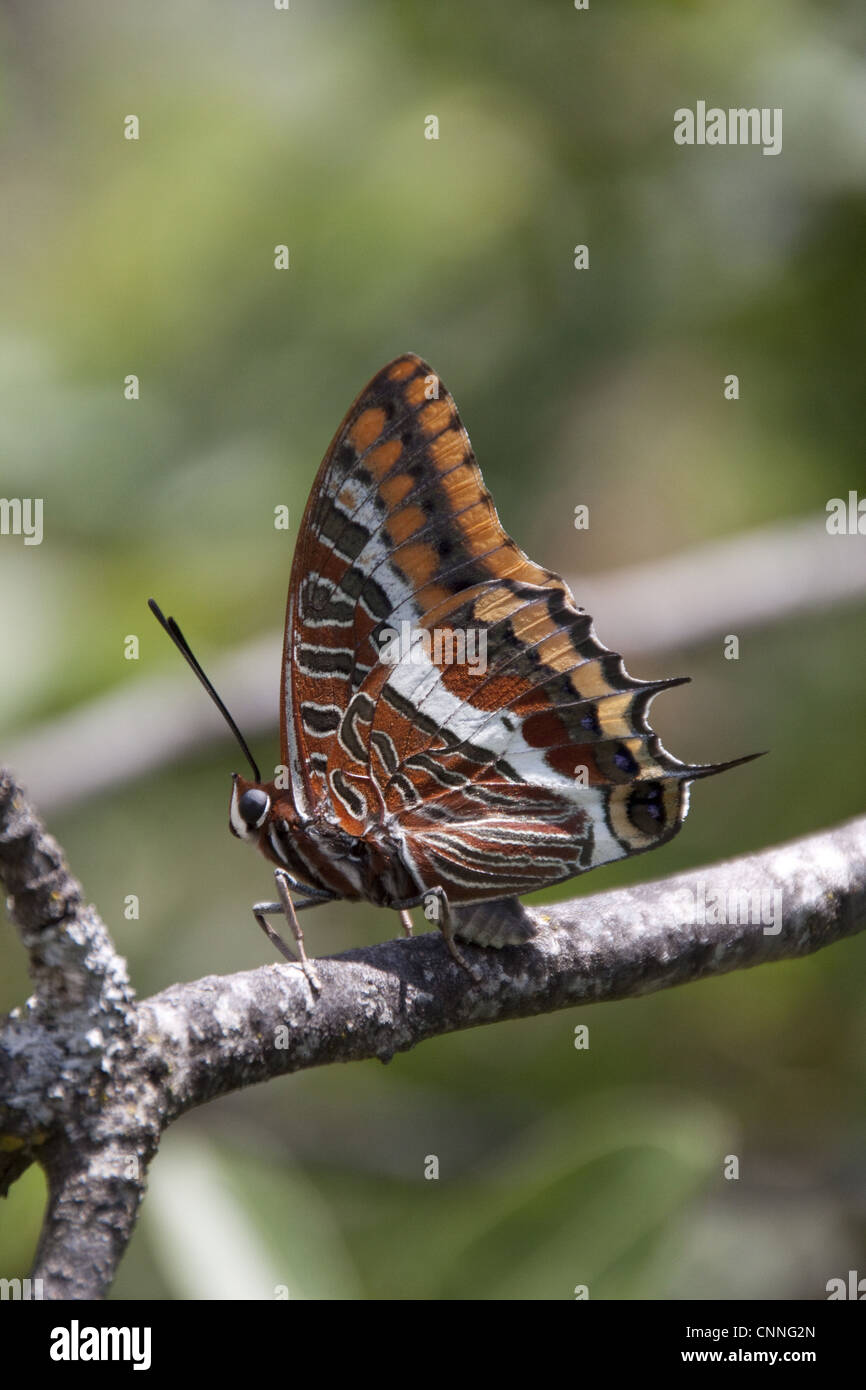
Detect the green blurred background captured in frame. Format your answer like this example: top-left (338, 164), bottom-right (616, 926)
top-left (1, 0), bottom-right (865, 1299)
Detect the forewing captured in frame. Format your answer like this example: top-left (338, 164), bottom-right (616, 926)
top-left (282, 352), bottom-right (570, 828)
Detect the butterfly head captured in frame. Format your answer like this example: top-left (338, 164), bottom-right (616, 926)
top-left (229, 773), bottom-right (271, 842)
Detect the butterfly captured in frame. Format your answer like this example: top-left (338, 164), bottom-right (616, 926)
top-left (150, 353), bottom-right (756, 988)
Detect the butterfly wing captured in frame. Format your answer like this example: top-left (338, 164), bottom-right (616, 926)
top-left (283, 352), bottom-right (567, 826)
top-left (285, 353), bottom-right (734, 907)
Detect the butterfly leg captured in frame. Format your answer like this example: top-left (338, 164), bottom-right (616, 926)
top-left (252, 869), bottom-right (325, 992)
top-left (399, 909), bottom-right (414, 938)
top-left (391, 888), bottom-right (481, 982)
top-left (434, 889), bottom-right (483, 983)
top-left (275, 872), bottom-right (322, 993)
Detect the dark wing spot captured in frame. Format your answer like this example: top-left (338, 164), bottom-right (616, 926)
top-left (580, 705), bottom-right (601, 736)
top-left (613, 744), bottom-right (639, 776)
top-left (627, 781), bottom-right (665, 835)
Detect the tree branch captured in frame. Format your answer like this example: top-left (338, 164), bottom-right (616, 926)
top-left (0, 770), bottom-right (152, 1298)
top-left (1, 766), bottom-right (864, 1297)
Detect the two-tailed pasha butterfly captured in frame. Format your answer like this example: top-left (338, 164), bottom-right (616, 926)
top-left (150, 354), bottom-right (756, 989)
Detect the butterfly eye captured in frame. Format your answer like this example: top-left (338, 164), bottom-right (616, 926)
top-left (238, 788), bottom-right (270, 830)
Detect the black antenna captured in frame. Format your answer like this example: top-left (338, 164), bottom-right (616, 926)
top-left (148, 598), bottom-right (263, 784)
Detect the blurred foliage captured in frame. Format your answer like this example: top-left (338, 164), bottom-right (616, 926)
top-left (1, 0), bottom-right (864, 1299)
